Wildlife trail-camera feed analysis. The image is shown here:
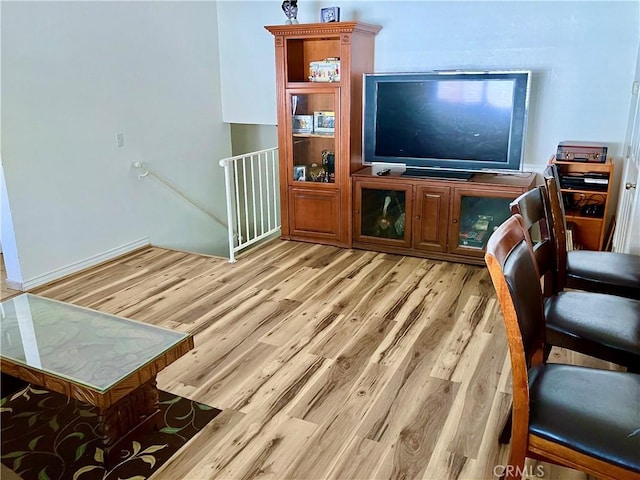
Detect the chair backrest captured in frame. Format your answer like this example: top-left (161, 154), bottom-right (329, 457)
top-left (509, 185), bottom-right (558, 295)
top-left (484, 214), bottom-right (547, 434)
top-left (484, 214), bottom-right (546, 368)
top-left (543, 165), bottom-right (569, 289)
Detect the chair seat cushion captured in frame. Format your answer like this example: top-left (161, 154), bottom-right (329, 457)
top-left (544, 291), bottom-right (640, 369)
top-left (567, 250), bottom-right (640, 300)
top-left (528, 364), bottom-right (640, 473)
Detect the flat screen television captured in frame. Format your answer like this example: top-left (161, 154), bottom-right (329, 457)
top-left (362, 70), bottom-right (531, 179)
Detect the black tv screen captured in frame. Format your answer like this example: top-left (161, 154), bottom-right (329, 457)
top-left (363, 71), bottom-right (530, 176)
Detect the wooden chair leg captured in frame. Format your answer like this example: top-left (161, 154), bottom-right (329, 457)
top-left (506, 444), bottom-right (527, 480)
top-left (504, 411), bottom-right (530, 480)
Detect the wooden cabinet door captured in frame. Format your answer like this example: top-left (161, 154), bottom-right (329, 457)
top-left (449, 186), bottom-right (521, 258)
top-left (413, 185), bottom-right (450, 253)
top-left (288, 188), bottom-right (341, 242)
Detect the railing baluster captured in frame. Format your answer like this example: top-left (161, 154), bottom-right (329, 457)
top-left (259, 153), bottom-right (265, 236)
top-left (221, 160), bottom-right (237, 262)
top-left (272, 149), bottom-right (280, 226)
top-left (265, 153), bottom-right (272, 232)
top-left (234, 158), bottom-right (242, 244)
top-left (251, 156), bottom-right (257, 241)
top-left (242, 156), bottom-right (250, 244)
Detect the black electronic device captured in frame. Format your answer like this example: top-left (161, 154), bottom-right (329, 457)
top-left (363, 70), bottom-right (531, 176)
top-left (559, 172), bottom-right (609, 192)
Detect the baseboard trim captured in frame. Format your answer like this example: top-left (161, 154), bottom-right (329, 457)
top-left (17, 238), bottom-right (150, 291)
top-left (6, 279), bottom-right (23, 291)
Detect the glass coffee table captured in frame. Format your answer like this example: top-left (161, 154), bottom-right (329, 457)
top-left (0, 293), bottom-right (194, 466)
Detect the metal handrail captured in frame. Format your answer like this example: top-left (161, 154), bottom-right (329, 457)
top-left (133, 162), bottom-right (227, 228)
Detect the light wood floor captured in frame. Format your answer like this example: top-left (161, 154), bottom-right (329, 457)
top-left (26, 240), bottom-right (607, 480)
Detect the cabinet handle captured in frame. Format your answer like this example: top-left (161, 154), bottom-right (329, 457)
top-left (452, 219), bottom-right (458, 223)
top-left (355, 210), bottom-right (360, 214)
top-left (416, 215), bottom-right (420, 220)
top-left (626, 182), bottom-right (637, 190)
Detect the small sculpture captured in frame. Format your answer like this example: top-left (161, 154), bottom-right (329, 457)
top-left (374, 196), bottom-right (394, 237)
top-left (282, 0), bottom-right (299, 25)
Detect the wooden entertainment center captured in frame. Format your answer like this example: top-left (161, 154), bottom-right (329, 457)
top-left (352, 168), bottom-right (535, 265)
top-left (266, 22), bottom-right (536, 266)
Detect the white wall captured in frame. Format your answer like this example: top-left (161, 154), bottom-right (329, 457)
top-left (231, 124), bottom-right (278, 155)
top-left (218, 1), bottom-right (640, 171)
top-left (3, 1), bottom-right (638, 287)
top-left (2, 1), bottom-right (232, 287)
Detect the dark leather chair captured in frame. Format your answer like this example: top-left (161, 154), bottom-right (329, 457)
top-left (510, 185), bottom-right (640, 372)
top-left (509, 186), bottom-right (557, 296)
top-left (485, 214), bottom-right (640, 480)
top-left (544, 164), bottom-right (640, 300)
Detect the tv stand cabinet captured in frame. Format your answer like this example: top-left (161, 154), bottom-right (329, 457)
top-left (352, 167), bottom-right (536, 265)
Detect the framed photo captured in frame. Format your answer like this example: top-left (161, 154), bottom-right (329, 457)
top-left (313, 111), bottom-right (335, 134)
top-left (292, 114), bottom-right (313, 134)
top-left (320, 6), bottom-right (340, 23)
top-left (293, 165), bottom-right (306, 182)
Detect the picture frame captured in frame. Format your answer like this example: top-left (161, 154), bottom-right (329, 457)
top-left (293, 165), bottom-right (307, 182)
top-left (313, 111), bottom-right (335, 134)
top-left (320, 6), bottom-right (340, 23)
top-left (292, 114), bottom-right (313, 134)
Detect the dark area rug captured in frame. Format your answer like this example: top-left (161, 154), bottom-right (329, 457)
top-left (1, 384), bottom-right (220, 480)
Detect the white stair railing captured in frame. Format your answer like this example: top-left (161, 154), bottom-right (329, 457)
top-left (219, 147), bottom-right (281, 262)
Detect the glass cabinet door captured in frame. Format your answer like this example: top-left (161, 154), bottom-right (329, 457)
top-left (354, 181), bottom-right (412, 247)
top-left (289, 92), bottom-right (336, 184)
top-left (454, 194), bottom-right (513, 253)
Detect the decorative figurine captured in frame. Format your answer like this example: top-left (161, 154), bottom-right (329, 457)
top-left (282, 0), bottom-right (299, 25)
top-left (374, 196), bottom-right (394, 237)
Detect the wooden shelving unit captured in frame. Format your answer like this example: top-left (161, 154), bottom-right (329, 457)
top-left (550, 157), bottom-right (614, 251)
top-left (265, 22), bottom-right (381, 247)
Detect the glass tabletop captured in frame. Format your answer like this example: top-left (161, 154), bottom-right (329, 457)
top-left (0, 294), bottom-right (190, 392)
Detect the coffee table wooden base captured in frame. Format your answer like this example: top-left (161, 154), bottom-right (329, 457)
top-left (98, 377), bottom-right (163, 468)
top-left (0, 294), bottom-right (195, 470)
